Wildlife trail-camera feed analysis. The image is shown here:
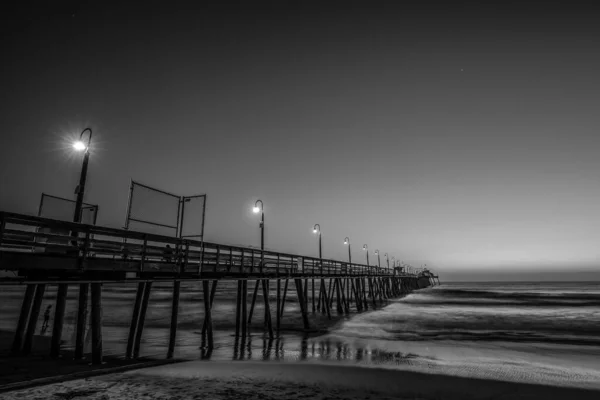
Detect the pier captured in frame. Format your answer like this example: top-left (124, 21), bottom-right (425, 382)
top-left (0, 211), bottom-right (438, 365)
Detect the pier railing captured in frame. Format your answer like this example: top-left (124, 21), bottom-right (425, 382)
top-left (0, 211), bottom-right (409, 278)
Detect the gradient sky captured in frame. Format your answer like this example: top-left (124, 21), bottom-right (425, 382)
top-left (1, 1), bottom-right (599, 281)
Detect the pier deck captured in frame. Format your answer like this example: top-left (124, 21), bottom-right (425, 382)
top-left (0, 211), bottom-right (412, 280)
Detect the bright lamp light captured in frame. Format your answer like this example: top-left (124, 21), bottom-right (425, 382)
top-left (253, 206), bottom-right (260, 213)
top-left (73, 141), bottom-right (87, 151)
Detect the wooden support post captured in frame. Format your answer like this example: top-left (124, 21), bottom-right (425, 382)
top-left (23, 284), bottom-right (46, 355)
top-left (167, 280), bottom-right (181, 359)
top-left (241, 280), bottom-right (248, 337)
top-left (294, 279), bottom-right (310, 331)
top-left (352, 279), bottom-right (362, 311)
top-left (201, 280), bottom-right (218, 335)
top-left (316, 279), bottom-right (323, 311)
top-left (263, 279), bottom-right (269, 327)
top-left (276, 279), bottom-right (281, 332)
top-left (321, 279), bottom-right (331, 319)
top-left (340, 279), bottom-right (349, 313)
top-left (133, 281), bottom-right (152, 359)
top-left (356, 278), bottom-right (363, 310)
top-left (126, 282), bottom-right (145, 359)
top-left (11, 284), bottom-right (36, 355)
top-left (261, 279), bottom-right (273, 338)
top-left (311, 278), bottom-right (315, 313)
top-left (74, 283), bottom-right (89, 360)
top-left (235, 280), bottom-right (242, 336)
top-left (202, 280), bottom-right (214, 349)
top-left (354, 278), bottom-right (361, 311)
top-left (304, 278), bottom-right (309, 310)
top-left (50, 283), bottom-right (69, 358)
top-left (327, 279), bottom-right (334, 309)
top-left (347, 277), bottom-right (351, 308)
top-left (248, 280), bottom-right (260, 325)
top-left (338, 279), bottom-right (346, 312)
top-left (335, 279), bottom-right (343, 313)
top-left (90, 283), bottom-right (103, 365)
top-left (362, 278), bottom-right (368, 310)
top-left (280, 279), bottom-right (289, 320)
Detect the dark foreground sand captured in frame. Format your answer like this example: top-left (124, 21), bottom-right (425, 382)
top-left (3, 360), bottom-right (600, 400)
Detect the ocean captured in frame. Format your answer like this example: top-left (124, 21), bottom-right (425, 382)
top-left (333, 281), bottom-right (600, 345)
top-left (2, 280), bottom-right (600, 388)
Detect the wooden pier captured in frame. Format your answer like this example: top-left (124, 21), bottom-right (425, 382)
top-left (0, 211), bottom-right (436, 364)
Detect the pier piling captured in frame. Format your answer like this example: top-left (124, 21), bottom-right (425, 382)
top-left (11, 284), bottom-right (36, 355)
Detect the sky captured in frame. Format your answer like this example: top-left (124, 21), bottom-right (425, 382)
top-left (1, 1), bottom-right (599, 281)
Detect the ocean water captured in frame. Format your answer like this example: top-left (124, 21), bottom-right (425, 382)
top-left (311, 281), bottom-right (600, 388)
top-left (2, 280), bottom-right (600, 388)
top-left (332, 281), bottom-right (600, 345)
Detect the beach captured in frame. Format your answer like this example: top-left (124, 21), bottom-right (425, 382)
top-left (2, 282), bottom-right (600, 399)
top-left (3, 359), bottom-right (600, 400)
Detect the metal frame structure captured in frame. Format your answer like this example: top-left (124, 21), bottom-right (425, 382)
top-left (38, 193), bottom-right (99, 225)
top-left (123, 180), bottom-right (206, 242)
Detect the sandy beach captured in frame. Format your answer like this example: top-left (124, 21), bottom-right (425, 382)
top-left (3, 359), bottom-right (600, 400)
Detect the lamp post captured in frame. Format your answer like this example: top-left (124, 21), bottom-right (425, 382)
top-left (72, 128), bottom-right (93, 223)
top-left (343, 237), bottom-right (352, 265)
top-left (385, 253), bottom-right (389, 273)
top-left (252, 200), bottom-right (264, 266)
top-left (362, 244), bottom-right (369, 266)
top-left (344, 237), bottom-right (352, 275)
top-left (313, 224), bottom-right (322, 259)
top-left (69, 128), bottom-right (93, 361)
top-left (374, 250), bottom-right (381, 270)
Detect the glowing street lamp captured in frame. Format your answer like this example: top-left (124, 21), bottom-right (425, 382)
top-left (344, 236), bottom-right (352, 268)
top-left (374, 249), bottom-right (381, 270)
top-left (252, 200), bottom-right (265, 263)
top-left (72, 128), bottom-right (93, 223)
top-left (362, 244), bottom-right (369, 266)
top-left (344, 237), bottom-right (352, 267)
top-left (385, 253), bottom-right (389, 270)
top-left (313, 224), bottom-right (322, 259)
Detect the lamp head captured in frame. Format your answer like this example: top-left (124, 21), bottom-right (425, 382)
top-left (73, 141), bottom-right (87, 151)
top-left (252, 206), bottom-right (260, 213)
top-left (313, 229), bottom-right (318, 233)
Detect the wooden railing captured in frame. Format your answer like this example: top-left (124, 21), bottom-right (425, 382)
top-left (0, 211), bottom-right (417, 278)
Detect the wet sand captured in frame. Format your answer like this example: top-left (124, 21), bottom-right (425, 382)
top-left (3, 360), bottom-right (600, 400)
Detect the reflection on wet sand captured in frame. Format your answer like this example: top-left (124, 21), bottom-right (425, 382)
top-left (198, 333), bottom-right (418, 367)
